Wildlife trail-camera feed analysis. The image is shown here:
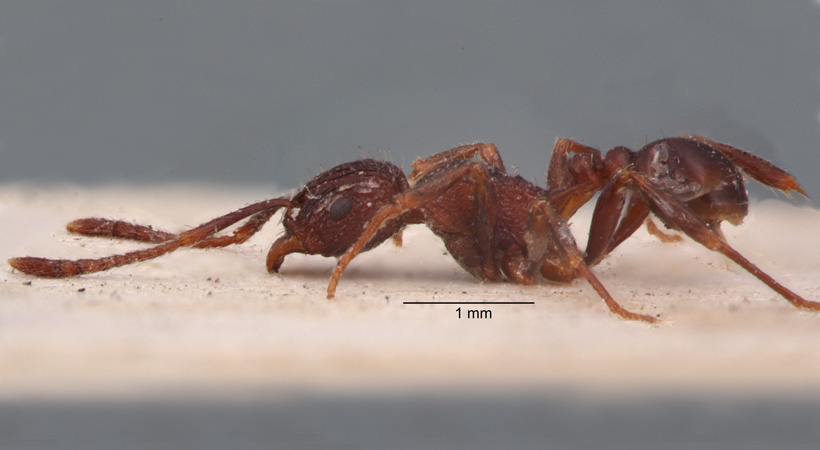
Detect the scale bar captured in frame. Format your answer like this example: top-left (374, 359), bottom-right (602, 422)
top-left (403, 301), bottom-right (534, 305)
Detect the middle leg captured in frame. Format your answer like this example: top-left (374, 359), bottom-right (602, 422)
top-left (528, 199), bottom-right (658, 323)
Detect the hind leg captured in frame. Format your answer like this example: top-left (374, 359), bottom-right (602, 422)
top-left (528, 199), bottom-right (657, 323)
top-left (628, 170), bottom-right (820, 311)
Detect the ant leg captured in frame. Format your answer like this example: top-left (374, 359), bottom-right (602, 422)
top-left (584, 175), bottom-right (651, 267)
top-left (645, 217), bottom-right (683, 243)
top-left (409, 143), bottom-right (505, 183)
top-left (391, 229), bottom-right (404, 248)
top-left (9, 198), bottom-right (290, 278)
top-left (529, 199), bottom-right (657, 323)
top-left (688, 136), bottom-right (807, 197)
top-left (328, 162), bottom-right (498, 298)
top-left (547, 181), bottom-right (603, 219)
top-left (511, 183), bottom-right (614, 283)
top-left (628, 171), bottom-right (820, 311)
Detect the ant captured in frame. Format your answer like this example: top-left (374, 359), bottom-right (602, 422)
top-left (8, 138), bottom-right (818, 323)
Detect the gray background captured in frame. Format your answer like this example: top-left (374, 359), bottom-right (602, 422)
top-left (1, 1), bottom-right (819, 198)
top-left (3, 3), bottom-right (820, 447)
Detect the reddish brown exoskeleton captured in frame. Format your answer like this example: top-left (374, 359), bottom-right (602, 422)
top-left (322, 139), bottom-right (819, 322)
top-left (9, 138), bottom-right (819, 322)
top-left (544, 135), bottom-right (818, 312)
top-left (325, 143), bottom-right (662, 321)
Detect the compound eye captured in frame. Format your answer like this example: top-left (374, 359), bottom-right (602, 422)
top-left (328, 196), bottom-right (353, 220)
